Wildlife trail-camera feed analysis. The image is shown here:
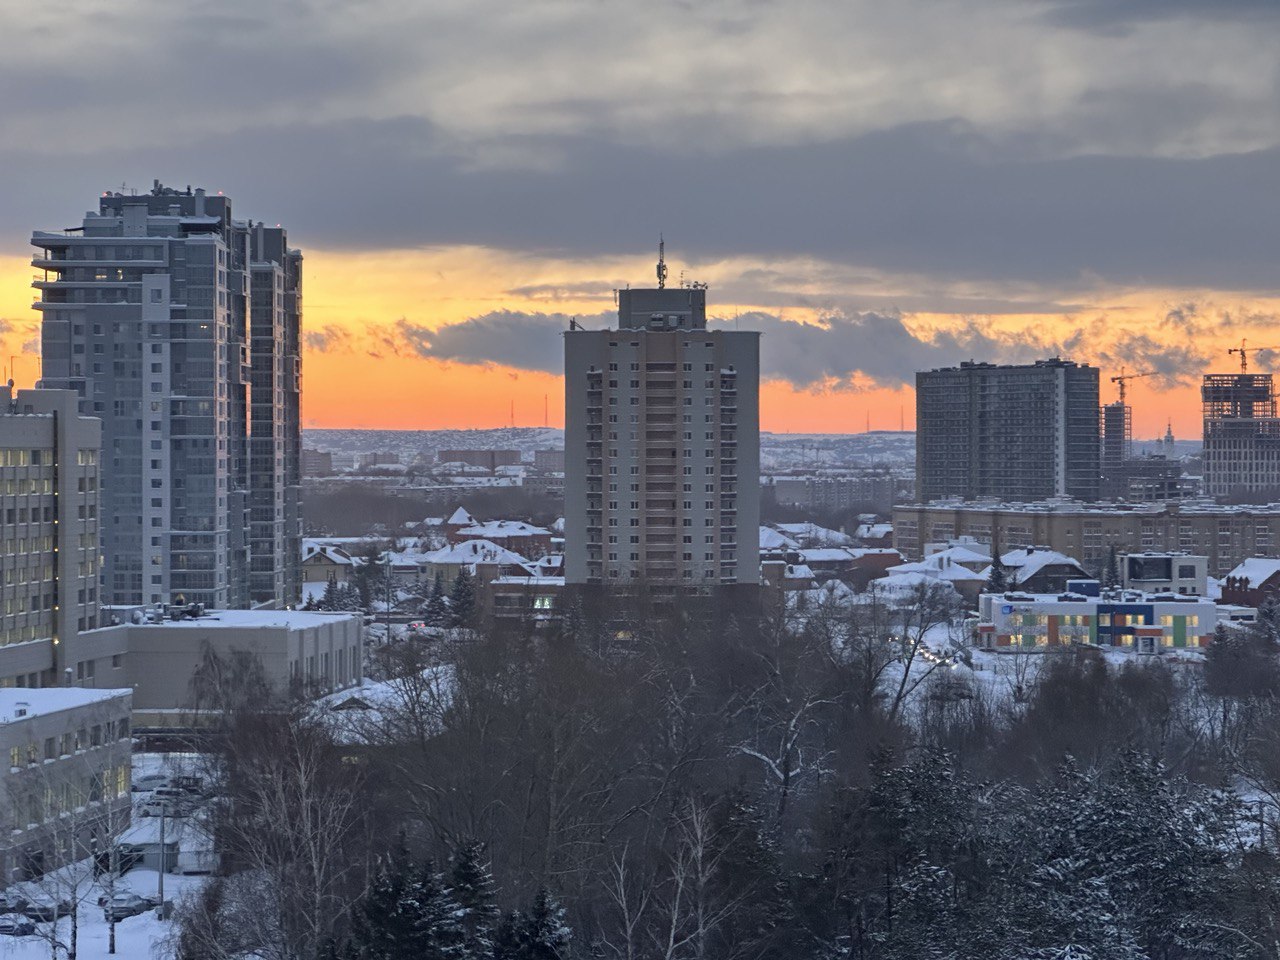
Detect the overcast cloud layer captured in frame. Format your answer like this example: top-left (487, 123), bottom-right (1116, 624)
top-left (3, 0), bottom-right (1277, 296)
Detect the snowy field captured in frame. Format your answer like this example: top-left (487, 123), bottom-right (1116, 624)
top-left (0, 753), bottom-right (213, 960)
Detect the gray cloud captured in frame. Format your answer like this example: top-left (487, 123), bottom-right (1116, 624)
top-left (5, 117), bottom-right (1277, 297)
top-left (1094, 333), bottom-right (1212, 387)
top-left (303, 325), bottom-right (354, 353)
top-left (1037, 0), bottom-right (1280, 33)
top-left (717, 311), bottom-right (1087, 389)
top-left (3, 0), bottom-right (1278, 308)
top-left (332, 308), bottom-right (1100, 390)
top-left (390, 312), bottom-right (604, 373)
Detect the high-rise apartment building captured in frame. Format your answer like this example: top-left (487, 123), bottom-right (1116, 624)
top-left (32, 182), bottom-right (301, 608)
top-left (0, 387), bottom-right (108, 685)
top-left (564, 280), bottom-right (760, 588)
top-left (915, 359), bottom-right (1100, 503)
top-left (1201, 373), bottom-right (1280, 499)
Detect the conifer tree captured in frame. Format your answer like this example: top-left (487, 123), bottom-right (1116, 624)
top-left (426, 572), bottom-right (450, 626)
top-left (449, 839), bottom-right (499, 957)
top-left (320, 577), bottom-right (341, 611)
top-left (449, 568), bottom-right (477, 628)
top-left (350, 841), bottom-right (418, 960)
top-left (496, 889), bottom-right (572, 959)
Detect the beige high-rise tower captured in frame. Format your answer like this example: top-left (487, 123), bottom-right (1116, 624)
top-left (564, 263), bottom-right (760, 590)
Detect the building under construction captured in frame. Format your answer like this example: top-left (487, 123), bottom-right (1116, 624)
top-left (1202, 372), bottom-right (1280, 498)
top-left (1099, 372), bottom-right (1183, 502)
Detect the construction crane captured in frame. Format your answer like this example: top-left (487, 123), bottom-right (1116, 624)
top-left (1228, 338), bottom-right (1280, 374)
top-left (1109, 367), bottom-right (1157, 404)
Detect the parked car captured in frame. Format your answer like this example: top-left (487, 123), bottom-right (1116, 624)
top-left (0, 892), bottom-right (27, 914)
top-left (407, 621), bottom-right (427, 631)
top-left (22, 896), bottom-right (71, 921)
top-left (132, 774), bottom-right (172, 792)
top-left (103, 892), bottom-right (153, 922)
top-left (137, 799), bottom-right (188, 818)
top-left (0, 914), bottom-right (35, 936)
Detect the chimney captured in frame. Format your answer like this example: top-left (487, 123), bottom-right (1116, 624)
top-left (14, 702), bottom-right (28, 718)
top-left (194, 187), bottom-right (206, 216)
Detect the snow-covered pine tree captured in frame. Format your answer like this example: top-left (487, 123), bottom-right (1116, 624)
top-left (320, 577), bottom-right (341, 611)
top-left (495, 889), bottom-right (572, 959)
top-left (449, 568), bottom-right (477, 628)
top-left (350, 841), bottom-right (418, 960)
top-left (426, 572), bottom-right (450, 626)
top-left (449, 839), bottom-right (499, 957)
top-left (405, 859), bottom-right (464, 960)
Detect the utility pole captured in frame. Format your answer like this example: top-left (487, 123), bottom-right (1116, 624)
top-left (158, 805), bottom-right (165, 907)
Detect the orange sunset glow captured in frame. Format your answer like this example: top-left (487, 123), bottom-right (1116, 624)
top-left (4, 245), bottom-right (1278, 436)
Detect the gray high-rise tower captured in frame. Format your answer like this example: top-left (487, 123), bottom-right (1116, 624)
top-left (32, 182), bottom-right (302, 608)
top-left (915, 359), bottom-right (1100, 502)
top-left (564, 262), bottom-right (760, 589)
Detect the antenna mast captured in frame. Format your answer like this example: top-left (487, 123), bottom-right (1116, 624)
top-left (656, 235), bottom-right (668, 290)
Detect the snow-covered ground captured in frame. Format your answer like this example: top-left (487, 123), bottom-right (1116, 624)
top-left (0, 753), bottom-right (214, 960)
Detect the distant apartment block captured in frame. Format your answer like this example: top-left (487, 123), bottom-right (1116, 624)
top-left (764, 470), bottom-right (904, 513)
top-left (533, 448), bottom-right (566, 473)
top-left (894, 499), bottom-right (1280, 576)
top-left (438, 449), bottom-right (521, 471)
top-left (916, 359), bottom-right (1100, 502)
top-left (32, 182), bottom-right (302, 608)
top-left (564, 283), bottom-right (760, 587)
top-left (302, 448), bottom-right (334, 476)
top-left (1202, 372), bottom-right (1280, 498)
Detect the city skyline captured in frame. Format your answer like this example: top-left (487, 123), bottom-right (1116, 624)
top-left (0, 1), bottom-right (1277, 436)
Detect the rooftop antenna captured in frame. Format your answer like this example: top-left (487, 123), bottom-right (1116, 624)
top-left (656, 235), bottom-right (668, 290)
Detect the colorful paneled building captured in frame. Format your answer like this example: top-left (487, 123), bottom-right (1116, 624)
top-left (976, 592), bottom-right (1216, 654)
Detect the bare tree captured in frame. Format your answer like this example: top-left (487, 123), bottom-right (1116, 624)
top-left (5, 707), bottom-right (133, 960)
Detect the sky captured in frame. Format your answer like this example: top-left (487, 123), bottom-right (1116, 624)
top-left (1, 0), bottom-right (1278, 436)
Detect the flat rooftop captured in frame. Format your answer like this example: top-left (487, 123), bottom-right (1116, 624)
top-left (101, 608), bottom-right (359, 631)
top-left (0, 687), bottom-right (130, 723)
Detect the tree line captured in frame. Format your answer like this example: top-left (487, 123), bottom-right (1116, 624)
top-left (175, 588), bottom-right (1280, 959)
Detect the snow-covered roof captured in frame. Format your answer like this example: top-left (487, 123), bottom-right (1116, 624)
top-left (1225, 557), bottom-right (1280, 588)
top-left (116, 609), bottom-right (360, 631)
top-left (773, 522), bottom-right (854, 547)
top-left (923, 543), bottom-right (992, 566)
top-left (855, 522), bottom-right (893, 540)
top-left (887, 554), bottom-right (987, 581)
top-left (315, 666), bottom-right (455, 744)
top-left (456, 519), bottom-right (551, 539)
top-left (532, 554), bottom-right (563, 575)
top-left (874, 572), bottom-right (960, 599)
top-left (986, 548), bottom-right (1087, 583)
top-left (0, 688), bottom-right (130, 723)
top-left (799, 547), bottom-right (858, 563)
top-left (301, 541), bottom-right (354, 565)
top-left (446, 507), bottom-right (475, 525)
top-left (759, 526), bottom-right (800, 551)
top-left (422, 538), bottom-right (532, 567)
top-left (783, 563), bottom-right (815, 580)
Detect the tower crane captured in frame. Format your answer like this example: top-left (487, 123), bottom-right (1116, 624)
top-left (1228, 338), bottom-right (1280, 374)
top-left (1109, 367), bottom-right (1157, 404)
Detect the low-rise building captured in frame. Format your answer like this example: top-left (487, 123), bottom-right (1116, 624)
top-left (1119, 552), bottom-right (1208, 596)
top-left (0, 688), bottom-right (132, 880)
top-left (991, 547), bottom-right (1090, 594)
top-left (302, 542), bottom-right (358, 584)
top-left (449, 520), bottom-right (553, 558)
top-left (484, 576), bottom-right (565, 626)
top-left (87, 607), bottom-right (362, 725)
top-left (1221, 558), bottom-right (1280, 608)
top-left (895, 498), bottom-right (1280, 576)
top-left (976, 591), bottom-right (1216, 654)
